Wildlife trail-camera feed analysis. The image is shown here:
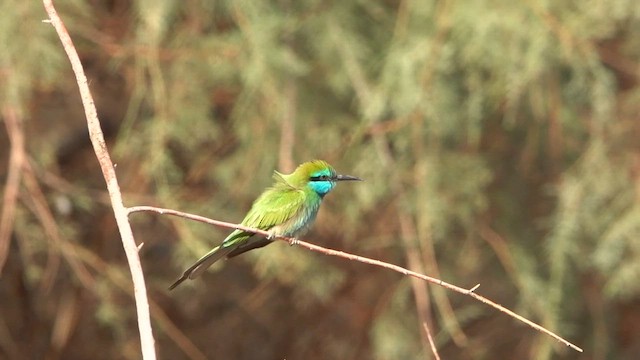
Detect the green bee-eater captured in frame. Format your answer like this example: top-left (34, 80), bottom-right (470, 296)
top-left (169, 160), bottom-right (361, 289)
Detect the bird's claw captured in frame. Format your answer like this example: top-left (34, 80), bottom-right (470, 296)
top-left (288, 238), bottom-right (299, 246)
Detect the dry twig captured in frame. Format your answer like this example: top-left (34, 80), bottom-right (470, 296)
top-left (423, 322), bottom-right (441, 360)
top-left (41, 1), bottom-right (156, 358)
top-left (128, 205), bottom-right (584, 353)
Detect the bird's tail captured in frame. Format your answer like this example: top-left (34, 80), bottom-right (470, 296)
top-left (168, 244), bottom-right (235, 290)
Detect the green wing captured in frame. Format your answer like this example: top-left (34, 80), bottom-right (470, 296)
top-left (169, 187), bottom-right (307, 289)
top-left (221, 187), bottom-right (306, 247)
top-left (245, 187), bottom-right (307, 228)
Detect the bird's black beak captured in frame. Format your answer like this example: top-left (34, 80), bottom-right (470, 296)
top-left (335, 174), bottom-right (363, 181)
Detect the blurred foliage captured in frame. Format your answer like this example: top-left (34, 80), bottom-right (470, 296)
top-left (1, 0), bottom-right (640, 359)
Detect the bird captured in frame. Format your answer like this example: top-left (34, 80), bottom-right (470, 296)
top-left (169, 160), bottom-right (361, 290)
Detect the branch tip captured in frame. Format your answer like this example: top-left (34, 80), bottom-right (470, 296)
top-left (468, 284), bottom-right (480, 293)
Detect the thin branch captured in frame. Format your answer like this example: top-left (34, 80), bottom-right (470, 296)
top-left (398, 212), bottom-right (438, 355)
top-left (423, 322), bottom-right (441, 360)
top-left (68, 243), bottom-right (208, 360)
top-left (0, 106), bottom-right (25, 273)
top-left (127, 205), bottom-right (583, 353)
top-left (41, 1), bottom-right (156, 359)
top-left (21, 160), bottom-right (94, 291)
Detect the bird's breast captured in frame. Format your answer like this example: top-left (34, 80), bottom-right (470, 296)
top-left (276, 201), bottom-right (321, 238)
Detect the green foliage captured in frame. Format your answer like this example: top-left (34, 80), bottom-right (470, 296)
top-left (0, 0), bottom-right (64, 105)
top-left (2, 0), bottom-right (640, 359)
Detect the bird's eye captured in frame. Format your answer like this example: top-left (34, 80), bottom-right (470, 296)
top-left (311, 175), bottom-right (331, 181)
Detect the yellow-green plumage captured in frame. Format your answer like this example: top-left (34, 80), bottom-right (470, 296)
top-left (169, 160), bottom-right (361, 290)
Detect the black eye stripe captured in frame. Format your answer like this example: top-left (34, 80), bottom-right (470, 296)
top-left (310, 175), bottom-right (331, 181)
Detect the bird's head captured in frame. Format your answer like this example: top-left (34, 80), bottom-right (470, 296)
top-left (278, 160), bottom-right (362, 196)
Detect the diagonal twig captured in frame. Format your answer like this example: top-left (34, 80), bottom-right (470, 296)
top-left (127, 205), bottom-right (583, 353)
top-left (423, 322), bottom-right (441, 360)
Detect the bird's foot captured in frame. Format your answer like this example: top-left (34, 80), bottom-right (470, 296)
top-left (288, 237), bottom-right (299, 246)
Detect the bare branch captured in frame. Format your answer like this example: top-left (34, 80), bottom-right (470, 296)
top-left (127, 205), bottom-right (583, 353)
top-left (423, 322), bottom-right (441, 360)
top-left (41, 1), bottom-right (156, 358)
